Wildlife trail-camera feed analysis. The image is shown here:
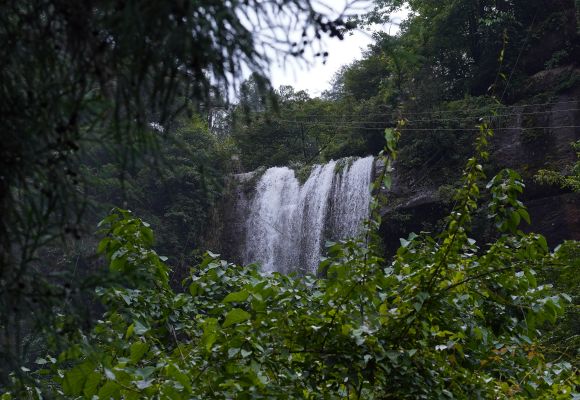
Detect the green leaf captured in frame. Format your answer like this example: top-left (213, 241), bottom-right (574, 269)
top-left (223, 308), bottom-right (251, 328)
top-left (518, 208), bottom-right (531, 224)
top-left (120, 292), bottom-right (132, 305)
top-left (98, 381), bottom-right (121, 399)
top-left (189, 282), bottom-right (201, 296)
top-left (130, 342), bottom-right (149, 364)
top-left (110, 256), bottom-right (126, 272)
top-left (207, 251), bottom-right (220, 259)
top-left (141, 226), bottom-right (154, 246)
top-left (385, 351), bottom-right (400, 363)
top-left (134, 320), bottom-right (150, 335)
top-left (384, 128), bottom-right (398, 155)
top-left (135, 367), bottom-right (156, 380)
top-left (167, 365), bottom-right (192, 393)
top-left (201, 318), bottom-right (219, 352)
top-left (228, 347), bottom-right (240, 358)
top-left (538, 236), bottom-right (549, 253)
top-left (135, 380), bottom-right (153, 390)
top-left (104, 368), bottom-right (116, 380)
top-left (561, 293), bottom-right (572, 303)
top-left (83, 372), bottom-right (102, 398)
top-left (63, 366), bottom-right (87, 395)
top-left (222, 290), bottom-right (250, 303)
top-left (383, 173), bottom-right (393, 190)
top-left (126, 323), bottom-right (135, 339)
top-left (510, 211), bottom-right (521, 230)
top-left (97, 238), bottom-right (110, 254)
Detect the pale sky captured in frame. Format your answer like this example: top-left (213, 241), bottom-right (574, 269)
top-left (266, 3), bottom-right (407, 97)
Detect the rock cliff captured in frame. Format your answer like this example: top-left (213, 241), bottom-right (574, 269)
top-left (380, 71), bottom-right (579, 253)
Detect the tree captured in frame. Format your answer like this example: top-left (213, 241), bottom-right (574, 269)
top-left (0, 0), bottom-right (353, 382)
top-left (85, 112), bottom-right (233, 281)
top-left (359, 0), bottom-right (579, 101)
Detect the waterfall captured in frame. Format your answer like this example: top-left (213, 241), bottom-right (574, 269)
top-left (330, 156), bottom-right (375, 240)
top-left (244, 156), bottom-right (374, 274)
top-left (244, 167), bottom-right (299, 274)
top-left (295, 161), bottom-right (337, 273)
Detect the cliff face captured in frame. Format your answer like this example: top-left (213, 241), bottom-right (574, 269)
top-left (380, 72), bottom-right (580, 253)
top-left (206, 171), bottom-right (257, 264)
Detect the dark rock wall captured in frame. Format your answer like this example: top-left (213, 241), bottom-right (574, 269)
top-left (380, 80), bottom-right (580, 254)
top-left (206, 171), bottom-right (255, 264)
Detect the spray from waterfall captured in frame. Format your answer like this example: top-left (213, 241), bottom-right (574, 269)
top-left (244, 156), bottom-right (374, 274)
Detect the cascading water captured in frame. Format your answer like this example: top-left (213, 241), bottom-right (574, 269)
top-left (244, 167), bottom-right (300, 274)
top-left (295, 161), bottom-right (337, 273)
top-left (330, 156), bottom-right (375, 240)
top-left (244, 156), bottom-right (374, 274)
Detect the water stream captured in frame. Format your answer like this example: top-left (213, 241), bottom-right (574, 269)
top-left (244, 156), bottom-right (374, 274)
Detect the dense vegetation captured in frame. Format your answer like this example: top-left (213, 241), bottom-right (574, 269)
top-left (4, 127), bottom-right (579, 399)
top-left (1, 0), bottom-right (578, 397)
top-left (0, 0), bottom-right (350, 382)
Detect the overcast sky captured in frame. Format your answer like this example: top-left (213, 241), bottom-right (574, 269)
top-left (266, 2), bottom-right (407, 97)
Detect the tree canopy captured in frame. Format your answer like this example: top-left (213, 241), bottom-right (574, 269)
top-left (0, 0), bottom-right (353, 382)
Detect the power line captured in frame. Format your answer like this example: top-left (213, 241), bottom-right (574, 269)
top-left (404, 108), bottom-right (580, 123)
top-left (375, 99), bottom-right (579, 116)
top-left (398, 125), bottom-right (579, 132)
top-left (269, 121), bottom-right (580, 131)
top-left (274, 108), bottom-right (580, 125)
top-left (244, 99), bottom-right (579, 119)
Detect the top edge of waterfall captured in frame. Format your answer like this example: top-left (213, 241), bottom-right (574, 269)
top-left (233, 155), bottom-right (375, 181)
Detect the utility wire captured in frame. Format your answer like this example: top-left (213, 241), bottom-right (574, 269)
top-left (245, 99), bottom-right (579, 118)
top-left (398, 125), bottom-right (579, 131)
top-left (273, 108), bottom-right (580, 125)
top-left (270, 120), bottom-right (580, 131)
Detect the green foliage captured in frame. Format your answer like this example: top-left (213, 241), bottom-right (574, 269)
top-left (2, 0), bottom-right (578, 394)
top-left (228, 0), bottom-right (580, 173)
top-left (535, 140), bottom-right (580, 192)
top-left (533, 141), bottom-right (580, 366)
top-left (231, 78), bottom-right (388, 171)
top-left (86, 113), bottom-right (231, 272)
top-left (6, 126), bottom-right (579, 399)
top-left (0, 0), bottom-right (357, 380)
top-left (538, 240), bottom-right (580, 370)
top-left (360, 0), bottom-right (579, 100)
top-left (292, 163), bottom-right (315, 185)
top-left (233, 82), bottom-right (355, 170)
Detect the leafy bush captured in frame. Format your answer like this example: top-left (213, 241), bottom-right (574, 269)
top-left (5, 128), bottom-right (578, 399)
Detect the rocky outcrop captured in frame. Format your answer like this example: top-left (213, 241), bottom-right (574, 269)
top-left (205, 171), bottom-right (258, 264)
top-left (379, 82), bottom-right (580, 253)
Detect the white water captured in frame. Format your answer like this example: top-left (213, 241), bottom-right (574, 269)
top-left (244, 156), bottom-right (374, 274)
top-left (330, 156), bottom-right (375, 240)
